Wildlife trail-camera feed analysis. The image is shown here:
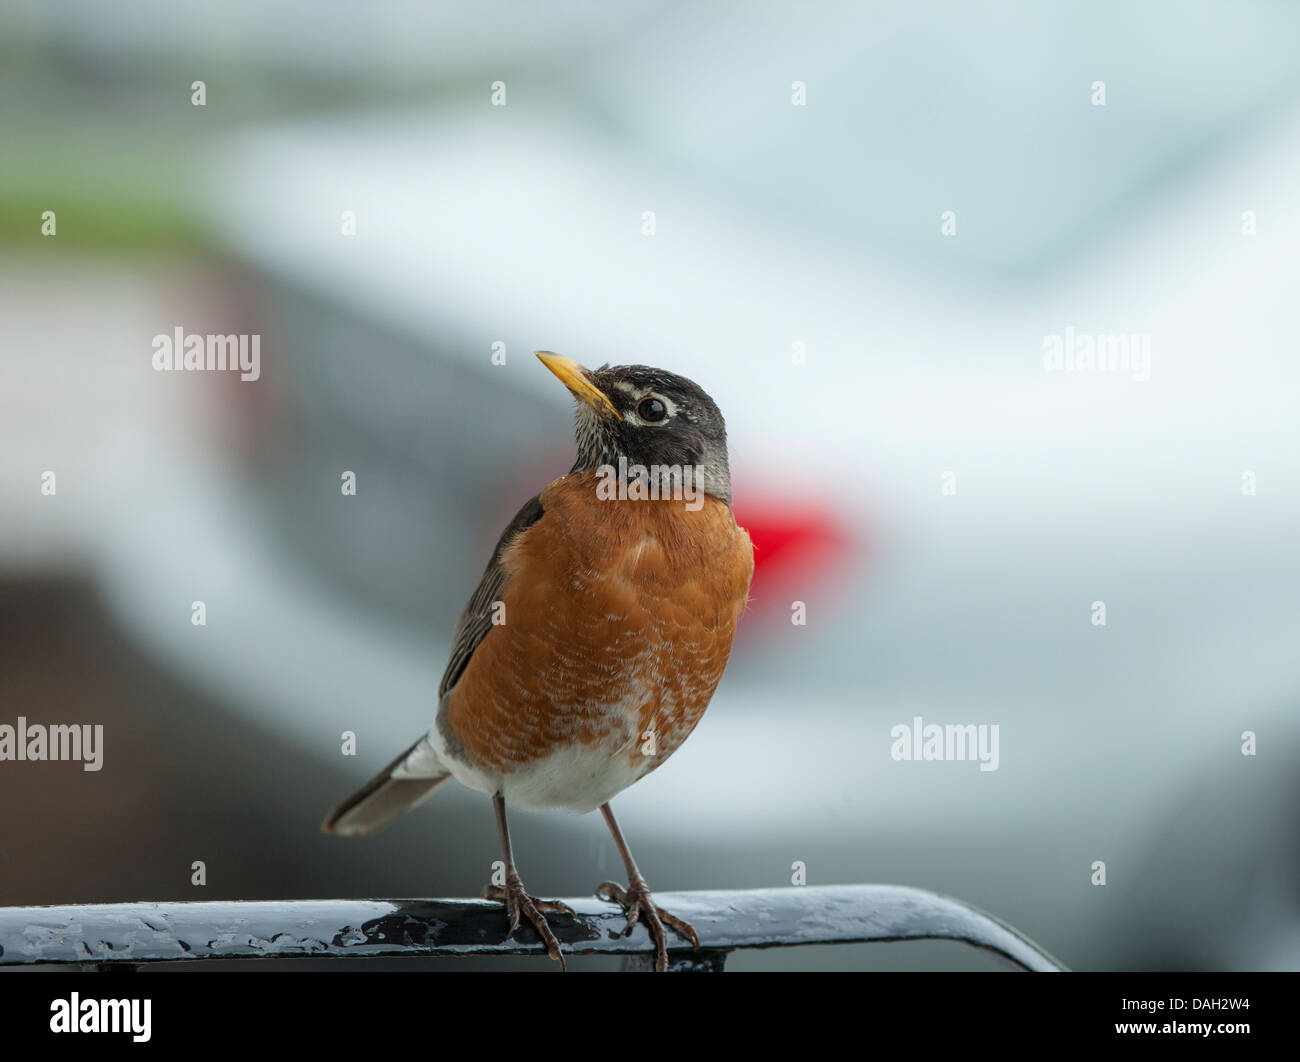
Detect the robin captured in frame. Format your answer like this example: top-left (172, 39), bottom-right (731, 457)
top-left (323, 351), bottom-right (754, 971)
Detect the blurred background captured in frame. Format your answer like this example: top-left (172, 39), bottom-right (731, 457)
top-left (2, 0), bottom-right (1298, 971)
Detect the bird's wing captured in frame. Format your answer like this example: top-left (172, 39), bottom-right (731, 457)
top-left (438, 493), bottom-right (545, 699)
top-left (322, 494), bottom-right (546, 836)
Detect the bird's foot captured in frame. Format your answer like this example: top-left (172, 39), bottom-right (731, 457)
top-left (481, 872), bottom-right (575, 970)
top-left (596, 877), bottom-right (699, 972)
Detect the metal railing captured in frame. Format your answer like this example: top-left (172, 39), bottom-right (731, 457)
top-left (0, 884), bottom-right (1066, 971)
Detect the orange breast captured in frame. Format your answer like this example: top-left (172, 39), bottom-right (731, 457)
top-left (442, 470), bottom-right (754, 780)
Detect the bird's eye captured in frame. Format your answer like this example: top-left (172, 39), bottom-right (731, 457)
top-left (637, 396), bottom-right (668, 423)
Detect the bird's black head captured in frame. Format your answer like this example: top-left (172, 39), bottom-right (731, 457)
top-left (536, 352), bottom-right (733, 505)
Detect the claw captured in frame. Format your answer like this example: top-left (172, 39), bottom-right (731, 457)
top-left (481, 873), bottom-right (569, 970)
top-left (533, 897), bottom-right (578, 919)
top-left (596, 877), bottom-right (698, 971)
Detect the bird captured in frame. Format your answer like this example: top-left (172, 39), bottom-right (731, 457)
top-left (322, 351), bottom-right (754, 971)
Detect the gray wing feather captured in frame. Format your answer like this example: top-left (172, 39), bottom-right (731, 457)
top-left (321, 494), bottom-right (546, 836)
top-left (320, 737), bottom-right (451, 835)
top-left (438, 493), bottom-right (545, 698)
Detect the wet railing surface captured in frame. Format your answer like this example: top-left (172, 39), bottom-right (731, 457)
top-left (0, 884), bottom-right (1066, 971)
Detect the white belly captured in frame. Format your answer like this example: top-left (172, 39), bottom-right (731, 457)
top-left (424, 692), bottom-right (655, 813)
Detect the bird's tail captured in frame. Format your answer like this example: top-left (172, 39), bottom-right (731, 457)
top-left (321, 736), bottom-right (452, 836)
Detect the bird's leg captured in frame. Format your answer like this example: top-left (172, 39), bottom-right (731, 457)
top-left (479, 791), bottom-right (574, 969)
top-left (595, 802), bottom-right (699, 972)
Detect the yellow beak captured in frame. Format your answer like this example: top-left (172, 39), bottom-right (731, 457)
top-left (535, 351), bottom-right (621, 420)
